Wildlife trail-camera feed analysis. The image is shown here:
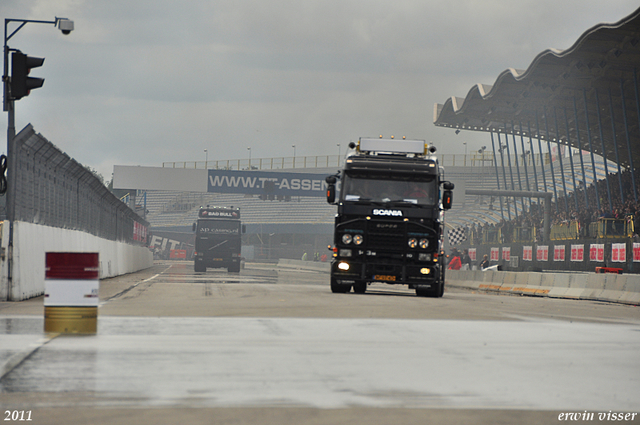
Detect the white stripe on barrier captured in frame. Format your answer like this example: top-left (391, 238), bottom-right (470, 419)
top-left (44, 279), bottom-right (99, 306)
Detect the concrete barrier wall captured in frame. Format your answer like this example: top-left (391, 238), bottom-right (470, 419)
top-left (446, 269), bottom-right (640, 305)
top-left (0, 221), bottom-right (153, 301)
top-left (276, 260), bottom-right (640, 305)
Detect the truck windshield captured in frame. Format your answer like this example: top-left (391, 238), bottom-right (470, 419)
top-left (341, 174), bottom-right (437, 206)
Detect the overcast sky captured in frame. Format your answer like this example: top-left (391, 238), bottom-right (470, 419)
top-left (4, 0), bottom-right (639, 181)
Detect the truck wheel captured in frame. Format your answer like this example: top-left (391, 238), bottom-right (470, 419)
top-left (194, 261), bottom-right (206, 273)
top-left (353, 280), bottom-right (367, 294)
top-left (330, 276), bottom-right (352, 293)
top-left (415, 282), bottom-right (443, 298)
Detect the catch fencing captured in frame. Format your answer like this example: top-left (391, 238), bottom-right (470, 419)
top-left (11, 124), bottom-right (148, 244)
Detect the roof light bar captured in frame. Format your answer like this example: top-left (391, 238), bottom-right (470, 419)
top-left (359, 138), bottom-right (425, 154)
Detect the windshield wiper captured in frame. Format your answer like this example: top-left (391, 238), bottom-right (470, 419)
top-left (388, 199), bottom-right (422, 207)
top-left (208, 240), bottom-right (229, 250)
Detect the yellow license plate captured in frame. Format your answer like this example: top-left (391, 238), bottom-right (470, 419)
top-left (374, 274), bottom-right (396, 282)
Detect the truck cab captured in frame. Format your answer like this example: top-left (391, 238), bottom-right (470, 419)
top-left (326, 137), bottom-right (453, 297)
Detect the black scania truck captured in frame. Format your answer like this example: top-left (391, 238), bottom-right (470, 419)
top-left (325, 137), bottom-right (454, 297)
top-left (192, 206), bottom-right (245, 273)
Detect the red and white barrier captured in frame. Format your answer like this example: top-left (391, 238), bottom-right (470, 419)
top-left (44, 252), bottom-right (99, 334)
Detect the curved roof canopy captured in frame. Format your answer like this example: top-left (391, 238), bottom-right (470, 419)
top-left (434, 7), bottom-right (640, 170)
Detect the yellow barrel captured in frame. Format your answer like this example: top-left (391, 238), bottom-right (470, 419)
top-left (44, 306), bottom-right (97, 334)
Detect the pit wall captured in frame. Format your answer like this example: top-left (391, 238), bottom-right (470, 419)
top-left (446, 269), bottom-right (640, 305)
top-left (277, 259), bottom-right (640, 305)
top-left (0, 221), bottom-right (153, 301)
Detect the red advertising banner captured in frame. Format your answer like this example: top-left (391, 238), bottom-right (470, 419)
top-left (133, 221), bottom-right (148, 243)
top-left (536, 245), bottom-right (548, 262)
top-left (169, 249), bottom-right (187, 259)
top-left (634, 243), bottom-right (640, 263)
top-left (523, 246), bottom-right (533, 261)
top-left (611, 243), bottom-right (626, 263)
top-left (590, 244), bottom-right (604, 262)
top-left (502, 247), bottom-right (511, 261)
top-left (553, 245), bottom-right (565, 262)
top-left (469, 248), bottom-right (477, 262)
top-left (490, 247), bottom-right (499, 261)
top-left (570, 244), bottom-right (584, 262)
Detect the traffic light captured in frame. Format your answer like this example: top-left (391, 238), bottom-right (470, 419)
top-left (10, 51), bottom-right (45, 100)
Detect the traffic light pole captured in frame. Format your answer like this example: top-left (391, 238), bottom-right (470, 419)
top-left (3, 17), bottom-right (70, 300)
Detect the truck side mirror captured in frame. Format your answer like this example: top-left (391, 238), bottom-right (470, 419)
top-left (242, 224), bottom-right (246, 234)
top-left (443, 181), bottom-right (455, 190)
top-left (192, 223), bottom-right (196, 232)
top-left (325, 175), bottom-right (337, 204)
top-left (442, 190), bottom-right (453, 210)
top-left (327, 185), bottom-right (336, 204)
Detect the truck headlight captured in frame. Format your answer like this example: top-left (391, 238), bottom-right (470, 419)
top-left (342, 234), bottom-right (353, 244)
top-left (338, 262), bottom-right (350, 271)
top-left (353, 234), bottom-right (363, 245)
top-left (408, 238), bottom-right (418, 248)
top-left (419, 239), bottom-right (429, 249)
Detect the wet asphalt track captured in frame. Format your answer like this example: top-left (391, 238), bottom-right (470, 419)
top-left (1, 261), bottom-right (639, 425)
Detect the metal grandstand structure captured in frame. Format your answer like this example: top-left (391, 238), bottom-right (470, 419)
top-left (434, 6), bottom-right (640, 224)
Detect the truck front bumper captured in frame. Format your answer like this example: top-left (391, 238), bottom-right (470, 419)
top-left (331, 259), bottom-right (440, 285)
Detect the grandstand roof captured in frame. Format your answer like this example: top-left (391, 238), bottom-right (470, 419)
top-left (434, 7), bottom-right (640, 171)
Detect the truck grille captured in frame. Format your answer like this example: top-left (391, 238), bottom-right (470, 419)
top-left (368, 230), bottom-right (405, 250)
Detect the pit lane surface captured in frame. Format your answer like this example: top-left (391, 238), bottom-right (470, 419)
top-left (1, 261), bottom-right (639, 425)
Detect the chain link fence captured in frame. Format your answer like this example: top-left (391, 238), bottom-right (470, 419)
top-left (8, 124), bottom-right (148, 244)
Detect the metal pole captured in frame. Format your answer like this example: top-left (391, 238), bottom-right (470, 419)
top-left (552, 107), bottom-right (569, 213)
top-left (519, 122), bottom-right (532, 212)
top-left (594, 89), bottom-right (613, 212)
top-left (562, 107), bottom-right (579, 212)
top-left (582, 88), bottom-right (601, 212)
top-left (535, 110), bottom-right (548, 195)
top-left (519, 122), bottom-right (531, 191)
top-left (608, 88), bottom-right (624, 204)
top-left (490, 132), bottom-right (505, 220)
top-left (510, 124), bottom-right (523, 191)
top-left (4, 20), bottom-right (17, 300)
top-left (527, 121), bottom-right (540, 207)
top-left (510, 122), bottom-right (525, 214)
top-left (503, 129), bottom-right (518, 218)
top-left (573, 96), bottom-right (589, 208)
top-left (496, 132), bottom-right (511, 220)
top-left (621, 76), bottom-right (637, 202)
top-left (543, 106), bottom-right (559, 212)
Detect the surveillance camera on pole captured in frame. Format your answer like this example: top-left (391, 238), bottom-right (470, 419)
top-left (56, 18), bottom-right (74, 35)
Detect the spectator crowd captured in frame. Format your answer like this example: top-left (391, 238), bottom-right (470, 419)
top-left (465, 168), bottom-right (640, 244)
